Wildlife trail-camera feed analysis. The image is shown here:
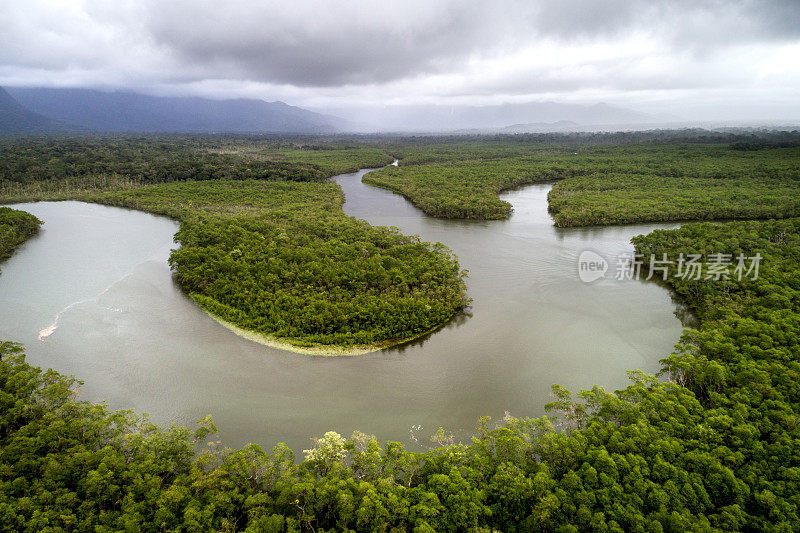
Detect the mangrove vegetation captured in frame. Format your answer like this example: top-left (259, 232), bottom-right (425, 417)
top-left (0, 206), bottom-right (40, 263)
top-left (2, 213), bottom-right (800, 529)
top-left (362, 140), bottom-right (800, 226)
top-left (86, 179), bottom-right (468, 350)
top-left (2, 132), bottom-right (800, 529)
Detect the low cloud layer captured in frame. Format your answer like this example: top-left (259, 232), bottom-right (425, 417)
top-left (1, 0), bottom-right (799, 120)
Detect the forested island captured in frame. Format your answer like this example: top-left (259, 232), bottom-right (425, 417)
top-left (1, 131), bottom-right (800, 530)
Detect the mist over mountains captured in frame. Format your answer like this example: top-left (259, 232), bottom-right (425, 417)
top-left (2, 87), bottom-right (342, 134)
top-left (1, 86), bottom-right (681, 135)
top-left (324, 101), bottom-right (663, 132)
top-left (0, 87), bottom-right (67, 134)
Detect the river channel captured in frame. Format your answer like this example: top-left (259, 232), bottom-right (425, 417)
top-left (0, 169), bottom-right (686, 451)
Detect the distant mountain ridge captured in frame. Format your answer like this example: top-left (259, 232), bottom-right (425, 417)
top-left (2, 87), bottom-right (342, 134)
top-left (1, 86), bottom-right (669, 135)
top-left (500, 120), bottom-right (580, 133)
top-left (322, 101), bottom-right (660, 132)
top-left (0, 87), bottom-right (68, 133)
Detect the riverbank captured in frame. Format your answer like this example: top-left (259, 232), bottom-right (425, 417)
top-left (3, 135), bottom-right (799, 530)
top-left (362, 159), bottom-right (553, 219)
top-left (204, 306), bottom-right (452, 356)
top-left (4, 202), bottom-right (793, 531)
top-left (0, 206), bottom-right (41, 262)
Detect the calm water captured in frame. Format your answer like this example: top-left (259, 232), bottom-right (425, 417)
top-left (0, 171), bottom-right (686, 452)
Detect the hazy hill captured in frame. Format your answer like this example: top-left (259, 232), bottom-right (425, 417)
top-left (323, 101), bottom-right (659, 132)
top-left (4, 87), bottom-right (342, 134)
top-left (0, 87), bottom-right (67, 134)
top-left (500, 120), bottom-right (580, 133)
top-left (1, 86), bottom-right (668, 134)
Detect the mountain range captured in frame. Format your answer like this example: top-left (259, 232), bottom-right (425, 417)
top-left (319, 102), bottom-right (664, 132)
top-left (1, 87), bottom-right (341, 134)
top-left (0, 87), bottom-right (67, 134)
top-left (0, 86), bottom-right (668, 134)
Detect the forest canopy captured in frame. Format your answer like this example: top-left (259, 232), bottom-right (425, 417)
top-left (2, 133), bottom-right (800, 529)
top-left (0, 136), bottom-right (396, 202)
top-left (364, 142), bottom-right (800, 225)
top-left (0, 137), bottom-right (467, 351)
top-left (2, 215), bottom-right (800, 530)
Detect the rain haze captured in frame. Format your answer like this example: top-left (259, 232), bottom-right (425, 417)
top-left (2, 0), bottom-right (799, 130)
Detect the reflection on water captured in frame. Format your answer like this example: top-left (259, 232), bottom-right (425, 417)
top-left (0, 176), bottom-right (687, 452)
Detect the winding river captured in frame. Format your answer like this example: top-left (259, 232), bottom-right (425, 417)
top-left (0, 169), bottom-right (687, 452)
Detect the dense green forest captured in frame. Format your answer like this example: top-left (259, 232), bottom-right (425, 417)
top-left (364, 142), bottom-right (800, 225)
top-left (4, 134), bottom-right (800, 227)
top-left (547, 145), bottom-right (800, 226)
top-left (0, 136), bottom-right (394, 202)
top-left (0, 137), bottom-right (323, 201)
top-left (2, 132), bottom-right (800, 529)
top-left (2, 216), bottom-right (800, 530)
top-left (0, 206), bottom-right (40, 262)
top-left (363, 160), bottom-right (553, 219)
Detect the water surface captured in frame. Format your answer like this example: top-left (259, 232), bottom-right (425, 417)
top-left (0, 174), bottom-right (686, 452)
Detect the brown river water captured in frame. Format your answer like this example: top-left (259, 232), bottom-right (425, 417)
top-left (0, 167), bottom-right (687, 452)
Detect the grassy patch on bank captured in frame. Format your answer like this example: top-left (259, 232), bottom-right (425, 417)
top-left (257, 146), bottom-right (396, 175)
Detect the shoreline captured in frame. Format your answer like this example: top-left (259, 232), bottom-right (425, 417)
top-left (201, 304), bottom-right (450, 356)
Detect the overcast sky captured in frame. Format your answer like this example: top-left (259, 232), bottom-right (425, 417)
top-left (2, 0), bottom-right (799, 120)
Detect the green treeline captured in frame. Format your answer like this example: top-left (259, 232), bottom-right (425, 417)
top-left (0, 137), bottom-right (394, 202)
top-left (363, 143), bottom-right (800, 226)
top-left (0, 137), bottom-right (324, 201)
top-left (2, 216), bottom-right (800, 530)
top-left (0, 207), bottom-right (40, 262)
top-left (5, 135), bottom-right (800, 229)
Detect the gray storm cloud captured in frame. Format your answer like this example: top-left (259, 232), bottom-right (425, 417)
top-left (142, 0), bottom-right (497, 86)
top-left (0, 0), bottom-right (798, 118)
top-left (137, 0), bottom-right (800, 86)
